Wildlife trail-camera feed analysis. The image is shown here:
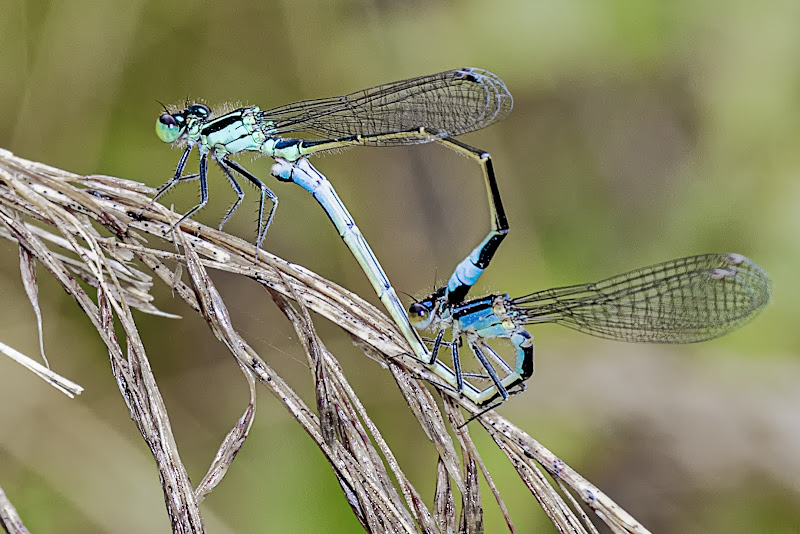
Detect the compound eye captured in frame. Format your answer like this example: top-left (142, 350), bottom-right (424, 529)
top-left (159, 113), bottom-right (177, 126)
top-left (155, 113), bottom-right (182, 143)
top-left (409, 302), bottom-right (434, 328)
top-left (409, 303), bottom-right (428, 320)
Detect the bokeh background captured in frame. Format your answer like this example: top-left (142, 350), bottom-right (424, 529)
top-left (1, 0), bottom-right (799, 532)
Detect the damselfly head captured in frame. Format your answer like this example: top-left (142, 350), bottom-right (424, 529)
top-left (408, 287), bottom-right (447, 329)
top-left (155, 103), bottom-right (211, 143)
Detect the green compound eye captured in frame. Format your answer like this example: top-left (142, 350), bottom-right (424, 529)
top-left (155, 113), bottom-right (182, 143)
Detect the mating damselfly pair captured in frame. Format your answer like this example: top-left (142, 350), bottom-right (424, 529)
top-left (153, 68), bottom-right (771, 406)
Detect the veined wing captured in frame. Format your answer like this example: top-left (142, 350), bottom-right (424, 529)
top-left (509, 253), bottom-right (771, 343)
top-left (255, 68), bottom-right (512, 145)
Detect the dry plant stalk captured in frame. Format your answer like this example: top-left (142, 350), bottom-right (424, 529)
top-left (0, 148), bottom-right (652, 534)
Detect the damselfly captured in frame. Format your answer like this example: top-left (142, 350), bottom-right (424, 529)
top-left (409, 253), bottom-right (772, 405)
top-left (154, 68), bottom-right (512, 364)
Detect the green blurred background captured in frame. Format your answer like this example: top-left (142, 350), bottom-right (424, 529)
top-left (1, 0), bottom-right (799, 532)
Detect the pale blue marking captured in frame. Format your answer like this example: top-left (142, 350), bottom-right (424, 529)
top-left (445, 233), bottom-right (495, 297)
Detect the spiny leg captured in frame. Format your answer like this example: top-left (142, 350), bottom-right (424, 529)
top-left (429, 329), bottom-right (446, 365)
top-left (144, 146), bottom-right (196, 215)
top-left (223, 157), bottom-right (278, 250)
top-left (436, 138), bottom-right (509, 305)
top-left (461, 329), bottom-right (533, 406)
top-left (214, 157), bottom-right (245, 231)
top-left (478, 340), bottom-right (514, 375)
top-left (451, 338), bottom-right (464, 394)
top-left (467, 334), bottom-right (531, 406)
top-left (425, 332), bottom-right (478, 396)
top-left (174, 152), bottom-right (209, 226)
top-left (471, 342), bottom-right (508, 401)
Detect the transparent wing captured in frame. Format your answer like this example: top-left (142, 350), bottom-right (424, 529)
top-left (510, 253), bottom-right (771, 343)
top-left (255, 68), bottom-right (512, 145)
